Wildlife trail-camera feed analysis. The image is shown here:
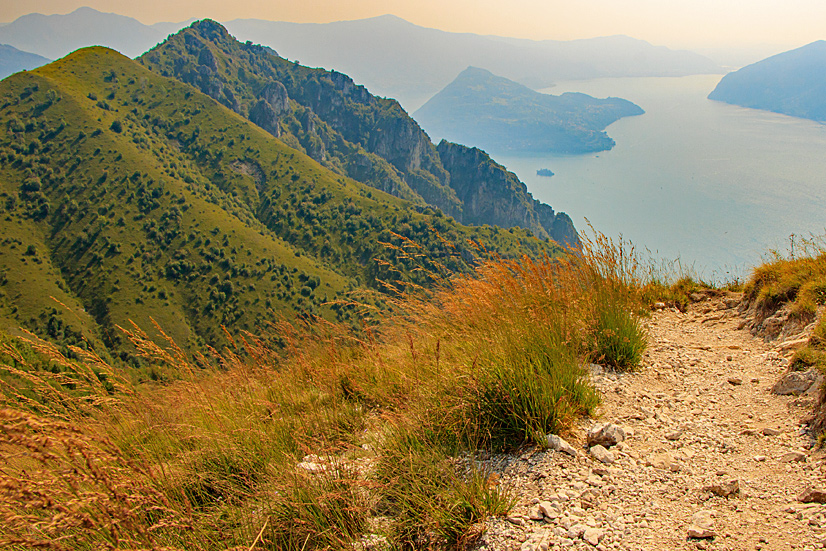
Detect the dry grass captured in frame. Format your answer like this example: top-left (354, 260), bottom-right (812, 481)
top-left (0, 231), bottom-right (651, 549)
top-left (740, 235), bottom-right (826, 441)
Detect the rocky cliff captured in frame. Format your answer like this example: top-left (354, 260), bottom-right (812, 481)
top-left (437, 141), bottom-right (579, 247)
top-left (140, 21), bottom-right (578, 245)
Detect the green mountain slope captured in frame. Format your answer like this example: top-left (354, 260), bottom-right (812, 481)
top-left (137, 20), bottom-right (578, 247)
top-left (414, 66), bottom-right (644, 154)
top-left (0, 47), bottom-right (558, 356)
top-left (139, 20), bottom-right (460, 217)
top-left (708, 41), bottom-right (826, 122)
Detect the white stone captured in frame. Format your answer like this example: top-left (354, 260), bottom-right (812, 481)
top-left (547, 434), bottom-right (579, 457)
top-left (587, 423), bottom-right (626, 448)
top-left (589, 445), bottom-right (615, 465)
top-left (583, 527), bottom-right (605, 546)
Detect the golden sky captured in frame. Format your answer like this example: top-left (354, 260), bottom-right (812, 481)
top-left (1, 0), bottom-right (823, 48)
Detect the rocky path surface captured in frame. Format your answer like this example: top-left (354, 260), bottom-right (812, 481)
top-left (477, 293), bottom-right (826, 551)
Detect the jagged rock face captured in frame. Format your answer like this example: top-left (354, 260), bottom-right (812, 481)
top-left (249, 99), bottom-right (281, 137)
top-left (260, 81), bottom-right (289, 116)
top-left (286, 70), bottom-right (458, 213)
top-left (139, 21), bottom-right (578, 245)
top-left (551, 212), bottom-right (579, 249)
top-left (197, 46), bottom-right (218, 72)
top-left (437, 141), bottom-right (579, 247)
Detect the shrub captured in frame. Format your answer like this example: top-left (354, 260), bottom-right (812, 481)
top-left (593, 294), bottom-right (647, 370)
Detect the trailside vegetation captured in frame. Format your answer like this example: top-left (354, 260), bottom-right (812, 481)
top-left (0, 233), bottom-right (648, 550)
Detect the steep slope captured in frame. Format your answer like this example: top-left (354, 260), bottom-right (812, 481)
top-left (0, 47), bottom-right (557, 356)
top-left (138, 21), bottom-right (578, 247)
top-left (139, 20), bottom-right (462, 218)
top-left (416, 67), bottom-right (644, 155)
top-left (224, 16), bottom-right (721, 110)
top-left (437, 141), bottom-right (579, 246)
top-left (708, 41), bottom-right (826, 122)
top-left (0, 44), bottom-right (50, 79)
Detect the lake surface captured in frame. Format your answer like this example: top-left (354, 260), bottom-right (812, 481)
top-left (494, 75), bottom-right (826, 281)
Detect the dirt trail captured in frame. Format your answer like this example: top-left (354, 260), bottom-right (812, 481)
top-left (477, 294), bottom-right (826, 551)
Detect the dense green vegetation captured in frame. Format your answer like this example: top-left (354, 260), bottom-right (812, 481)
top-left (414, 66), bottom-right (644, 155)
top-left (0, 46), bottom-right (558, 357)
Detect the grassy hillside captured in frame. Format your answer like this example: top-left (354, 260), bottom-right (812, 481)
top-left (0, 47), bottom-right (557, 357)
top-left (0, 234), bottom-right (648, 550)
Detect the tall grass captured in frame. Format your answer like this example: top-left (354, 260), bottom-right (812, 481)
top-left (0, 231), bottom-right (650, 549)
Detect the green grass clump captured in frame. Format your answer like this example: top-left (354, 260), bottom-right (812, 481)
top-left (375, 427), bottom-right (512, 549)
top-left (745, 246), bottom-right (826, 317)
top-left (594, 293), bottom-right (647, 369)
top-left (265, 466), bottom-right (369, 551)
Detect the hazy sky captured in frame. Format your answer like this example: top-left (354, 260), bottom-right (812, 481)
top-left (1, 0), bottom-right (822, 49)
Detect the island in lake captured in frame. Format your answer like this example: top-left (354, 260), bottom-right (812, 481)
top-left (537, 168), bottom-right (555, 177)
top-left (414, 66), bottom-right (644, 155)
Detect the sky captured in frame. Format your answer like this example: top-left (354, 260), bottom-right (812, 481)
top-left (0, 0), bottom-right (822, 50)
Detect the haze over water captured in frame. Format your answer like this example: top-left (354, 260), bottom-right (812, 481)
top-left (496, 74), bottom-right (826, 281)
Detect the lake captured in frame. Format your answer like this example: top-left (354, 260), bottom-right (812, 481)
top-left (494, 75), bottom-right (826, 282)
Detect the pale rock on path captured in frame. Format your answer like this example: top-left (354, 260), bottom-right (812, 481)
top-left (475, 294), bottom-right (826, 551)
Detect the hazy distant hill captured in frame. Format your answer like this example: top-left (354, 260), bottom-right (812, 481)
top-left (0, 44), bottom-right (49, 79)
top-left (708, 41), bottom-right (826, 122)
top-left (415, 67), bottom-right (644, 155)
top-left (0, 9), bottom-right (720, 111)
top-left (0, 7), bottom-right (191, 60)
top-left (224, 15), bottom-right (722, 110)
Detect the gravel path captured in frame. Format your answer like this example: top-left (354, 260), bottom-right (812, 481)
top-left (476, 293), bottom-right (826, 551)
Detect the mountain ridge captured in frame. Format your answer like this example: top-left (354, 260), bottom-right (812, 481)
top-left (138, 20), bottom-right (578, 245)
top-left (0, 43), bottom-right (50, 79)
top-left (224, 16), bottom-right (721, 110)
top-left (0, 44), bottom-right (560, 357)
top-left (0, 8), bottom-right (719, 111)
top-left (708, 40), bottom-right (826, 122)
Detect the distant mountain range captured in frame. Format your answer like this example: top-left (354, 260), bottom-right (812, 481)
top-left (0, 44), bottom-right (50, 79)
top-left (0, 7), bottom-right (192, 60)
top-left (224, 15), bottom-right (722, 110)
top-left (708, 41), bottom-right (826, 122)
top-left (415, 67), bottom-right (644, 155)
top-left (0, 8), bottom-right (721, 110)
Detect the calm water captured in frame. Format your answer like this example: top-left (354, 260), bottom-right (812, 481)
top-left (495, 75), bottom-right (826, 281)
